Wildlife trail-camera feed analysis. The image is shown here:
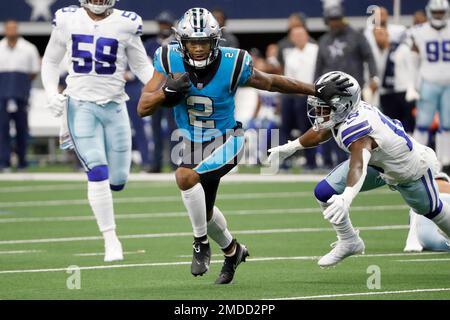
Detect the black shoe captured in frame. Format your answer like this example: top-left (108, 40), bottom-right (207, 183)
top-left (215, 240), bottom-right (249, 284)
top-left (191, 239), bottom-right (211, 276)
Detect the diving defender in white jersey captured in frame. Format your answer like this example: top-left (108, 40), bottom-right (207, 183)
top-left (41, 0), bottom-right (153, 262)
top-left (268, 71), bottom-right (450, 267)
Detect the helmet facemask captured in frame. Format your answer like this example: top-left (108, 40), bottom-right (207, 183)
top-left (174, 8), bottom-right (222, 69)
top-left (307, 96), bottom-right (338, 131)
top-left (308, 71), bottom-right (361, 131)
top-left (79, 0), bottom-right (117, 15)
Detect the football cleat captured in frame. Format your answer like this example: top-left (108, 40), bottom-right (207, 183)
top-left (104, 239), bottom-right (123, 262)
top-left (191, 239), bottom-right (211, 276)
top-left (215, 240), bottom-right (249, 284)
top-left (318, 232), bottom-right (365, 268)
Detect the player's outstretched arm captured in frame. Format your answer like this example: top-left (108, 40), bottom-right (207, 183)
top-left (267, 128), bottom-right (332, 164)
top-left (323, 137), bottom-right (375, 224)
top-left (245, 69), bottom-right (352, 104)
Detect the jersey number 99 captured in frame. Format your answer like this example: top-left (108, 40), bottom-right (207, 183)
top-left (425, 40), bottom-right (450, 63)
top-left (72, 34), bottom-right (118, 75)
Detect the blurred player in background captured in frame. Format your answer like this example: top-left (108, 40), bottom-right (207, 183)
top-left (41, 0), bottom-right (153, 262)
top-left (407, 0), bottom-right (450, 174)
top-left (268, 71), bottom-right (450, 268)
top-left (138, 8), bottom-right (351, 284)
top-left (0, 20), bottom-right (40, 172)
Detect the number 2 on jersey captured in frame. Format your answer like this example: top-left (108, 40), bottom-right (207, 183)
top-left (72, 34), bottom-right (118, 75)
top-left (186, 96), bottom-right (215, 129)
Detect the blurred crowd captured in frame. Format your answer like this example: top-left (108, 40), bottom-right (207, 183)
top-left (0, 4), bottom-right (445, 173)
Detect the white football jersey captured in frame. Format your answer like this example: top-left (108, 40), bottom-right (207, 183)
top-left (50, 6), bottom-right (153, 103)
top-left (409, 22), bottom-right (450, 85)
top-left (333, 102), bottom-right (438, 185)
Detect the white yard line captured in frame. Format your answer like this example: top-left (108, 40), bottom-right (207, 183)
top-left (0, 190), bottom-right (395, 208)
top-left (0, 252), bottom-right (446, 275)
top-left (0, 225), bottom-right (409, 245)
top-left (0, 204), bottom-right (409, 224)
top-left (0, 250), bottom-right (44, 255)
top-left (0, 173), bottom-right (325, 182)
top-left (0, 183), bottom-right (174, 193)
top-left (396, 258), bottom-right (450, 262)
top-left (74, 250), bottom-right (146, 257)
top-left (267, 288), bottom-right (450, 300)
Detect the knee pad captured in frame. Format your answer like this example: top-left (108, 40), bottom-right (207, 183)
top-left (314, 180), bottom-right (337, 203)
top-left (87, 165), bottom-right (109, 182)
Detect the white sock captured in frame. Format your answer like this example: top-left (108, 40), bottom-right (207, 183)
top-left (181, 183), bottom-right (207, 238)
top-left (103, 229), bottom-right (119, 245)
top-left (318, 200), bottom-right (358, 241)
top-left (88, 180), bottom-right (116, 234)
top-left (404, 210), bottom-right (423, 252)
top-left (436, 130), bottom-right (450, 166)
top-left (207, 206), bottom-right (233, 249)
top-left (432, 201), bottom-right (450, 237)
top-left (413, 129), bottom-right (429, 146)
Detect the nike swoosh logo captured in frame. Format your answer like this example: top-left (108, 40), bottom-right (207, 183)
top-left (164, 88), bottom-right (177, 93)
top-left (317, 86), bottom-right (324, 93)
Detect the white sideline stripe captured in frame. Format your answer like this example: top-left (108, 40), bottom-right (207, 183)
top-left (267, 288), bottom-right (450, 300)
top-left (0, 190), bottom-right (395, 208)
top-left (74, 250), bottom-right (146, 257)
top-left (0, 225), bottom-right (409, 245)
top-left (0, 250), bottom-right (44, 255)
top-left (0, 173), bottom-right (324, 182)
top-left (0, 252), bottom-right (445, 275)
top-left (0, 205), bottom-right (409, 223)
top-left (0, 183), bottom-right (173, 193)
top-left (396, 258), bottom-right (450, 262)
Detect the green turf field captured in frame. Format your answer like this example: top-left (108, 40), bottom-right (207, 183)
top-left (0, 179), bottom-right (449, 300)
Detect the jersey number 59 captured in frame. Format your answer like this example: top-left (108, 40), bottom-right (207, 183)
top-left (72, 34), bottom-right (118, 75)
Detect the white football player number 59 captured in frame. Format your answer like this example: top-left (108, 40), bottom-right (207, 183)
top-left (187, 96), bottom-right (215, 129)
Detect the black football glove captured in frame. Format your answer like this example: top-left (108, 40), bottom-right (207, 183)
top-left (315, 75), bottom-right (354, 104)
top-left (162, 72), bottom-right (191, 106)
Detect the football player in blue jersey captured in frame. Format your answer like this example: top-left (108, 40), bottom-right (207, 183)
top-left (137, 8), bottom-right (351, 284)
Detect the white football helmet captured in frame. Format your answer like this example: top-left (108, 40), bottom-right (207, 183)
top-left (79, 0), bottom-right (117, 15)
top-left (307, 71), bottom-right (361, 131)
top-left (426, 0), bottom-right (450, 28)
top-left (173, 8), bottom-right (222, 69)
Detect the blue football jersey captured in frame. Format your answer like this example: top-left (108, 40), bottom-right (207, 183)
top-left (154, 44), bottom-right (253, 142)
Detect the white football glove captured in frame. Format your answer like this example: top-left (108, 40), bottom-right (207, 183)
top-left (323, 193), bottom-right (352, 224)
top-left (267, 139), bottom-right (303, 165)
top-left (405, 87), bottom-right (420, 102)
top-left (46, 94), bottom-right (68, 118)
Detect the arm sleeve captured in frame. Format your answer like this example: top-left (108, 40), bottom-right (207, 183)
top-left (152, 46), bottom-right (166, 74)
top-left (359, 33), bottom-right (378, 78)
top-left (238, 50), bottom-right (254, 86)
top-left (41, 29), bottom-right (67, 98)
top-left (127, 34), bottom-right (154, 85)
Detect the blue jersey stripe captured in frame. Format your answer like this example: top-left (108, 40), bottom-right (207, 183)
top-left (343, 127), bottom-right (373, 147)
top-left (341, 120), bottom-right (370, 140)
